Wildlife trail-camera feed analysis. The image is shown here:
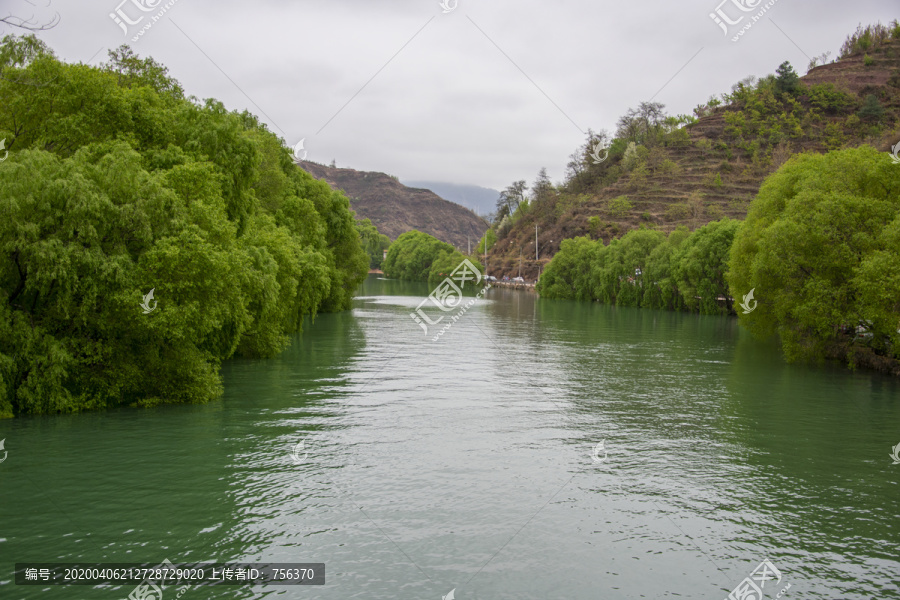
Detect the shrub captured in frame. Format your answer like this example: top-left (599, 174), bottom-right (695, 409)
top-left (659, 159), bottom-right (681, 175)
top-left (696, 138), bottom-right (714, 154)
top-left (840, 21), bottom-right (897, 59)
top-left (496, 215), bottom-right (512, 239)
top-left (889, 71), bottom-right (900, 89)
top-left (622, 142), bottom-right (649, 170)
top-left (857, 94), bottom-right (885, 122)
top-left (628, 163), bottom-right (649, 190)
top-left (807, 83), bottom-right (854, 114)
top-left (665, 202), bottom-right (691, 221)
top-left (607, 195), bottom-right (633, 218)
top-left (704, 172), bottom-right (724, 188)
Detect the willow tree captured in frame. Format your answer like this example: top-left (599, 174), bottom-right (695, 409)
top-left (0, 38), bottom-right (368, 417)
top-left (728, 146), bottom-right (900, 363)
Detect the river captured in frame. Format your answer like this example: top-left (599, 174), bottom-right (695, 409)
top-left (1, 274), bottom-right (898, 599)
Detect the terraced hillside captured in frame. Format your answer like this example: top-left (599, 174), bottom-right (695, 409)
top-left (488, 31), bottom-right (900, 280)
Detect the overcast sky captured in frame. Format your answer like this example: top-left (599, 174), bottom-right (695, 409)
top-left (4, 0), bottom-right (897, 190)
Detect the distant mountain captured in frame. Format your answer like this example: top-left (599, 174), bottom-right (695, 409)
top-left (299, 163), bottom-right (488, 250)
top-left (402, 181), bottom-right (499, 216)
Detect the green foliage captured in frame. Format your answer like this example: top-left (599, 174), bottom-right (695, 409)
top-left (665, 202), bottom-right (691, 222)
top-left (658, 159), bottom-right (681, 175)
top-left (103, 45), bottom-right (184, 98)
top-left (535, 237), bottom-right (601, 301)
top-left (704, 172), bottom-right (724, 188)
top-left (889, 70), bottom-right (900, 89)
top-left (775, 61), bottom-right (801, 96)
top-left (863, 53), bottom-right (875, 66)
top-left (495, 215), bottom-right (513, 240)
top-left (628, 163), bottom-right (650, 190)
top-left (839, 20), bottom-right (898, 59)
top-left (382, 230), bottom-right (455, 281)
top-left (590, 228), bottom-right (666, 306)
top-left (563, 130), bottom-right (621, 194)
top-left (728, 146), bottom-right (900, 364)
top-left (806, 83), bottom-right (853, 114)
top-left (538, 222), bottom-right (734, 316)
top-left (672, 218), bottom-right (740, 315)
top-left (356, 218), bottom-right (391, 270)
top-left (476, 228), bottom-right (497, 255)
top-left (722, 77), bottom-right (807, 156)
top-left (551, 193), bottom-right (588, 222)
top-left (856, 94), bottom-right (885, 122)
top-left (496, 180), bottom-right (527, 220)
top-left (427, 252), bottom-right (483, 287)
top-left (0, 38), bottom-right (368, 416)
top-left (622, 142), bottom-right (648, 170)
top-left (616, 101), bottom-right (668, 147)
top-left (706, 204), bottom-right (725, 219)
top-left (607, 195), bottom-right (633, 218)
top-left (642, 227), bottom-right (690, 311)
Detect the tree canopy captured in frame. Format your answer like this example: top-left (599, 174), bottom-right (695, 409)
top-left (382, 231), bottom-right (455, 281)
top-left (727, 146), bottom-right (900, 364)
top-left (356, 218), bottom-right (391, 270)
top-left (0, 38), bottom-right (368, 417)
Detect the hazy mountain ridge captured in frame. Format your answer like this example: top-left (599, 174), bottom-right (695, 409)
top-left (299, 162), bottom-right (488, 250)
top-left (401, 180), bottom-right (500, 215)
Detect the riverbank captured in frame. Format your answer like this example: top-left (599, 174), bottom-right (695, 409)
top-left (487, 280), bottom-right (537, 291)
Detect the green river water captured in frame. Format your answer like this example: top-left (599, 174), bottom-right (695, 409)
top-left (1, 274), bottom-right (898, 599)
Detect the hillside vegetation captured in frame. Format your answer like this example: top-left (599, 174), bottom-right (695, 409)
top-left (539, 145), bottom-right (900, 371)
top-left (487, 22), bottom-right (900, 280)
top-left (0, 38), bottom-right (369, 417)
